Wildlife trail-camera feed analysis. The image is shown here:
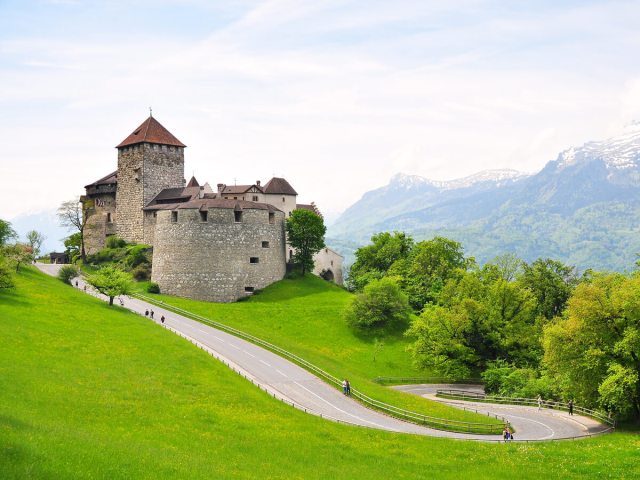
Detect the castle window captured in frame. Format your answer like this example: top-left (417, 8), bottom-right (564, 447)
top-left (171, 211), bottom-right (178, 223)
top-left (153, 212), bottom-right (157, 218)
top-left (244, 287), bottom-right (255, 293)
top-left (106, 212), bottom-right (112, 223)
top-left (250, 257), bottom-right (259, 264)
top-left (325, 248), bottom-right (328, 253)
top-left (282, 197), bottom-right (285, 203)
top-left (262, 241), bottom-right (269, 248)
top-left (234, 211), bottom-right (243, 223)
top-left (252, 195), bottom-right (258, 201)
top-left (331, 260), bottom-right (334, 267)
top-left (200, 210), bottom-right (208, 222)
top-left (289, 249), bottom-right (293, 260)
top-left (268, 212), bottom-right (275, 224)
top-left (234, 196), bottom-right (238, 200)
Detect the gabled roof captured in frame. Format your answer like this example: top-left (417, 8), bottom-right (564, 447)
top-left (296, 203), bottom-right (323, 218)
top-left (186, 176), bottom-right (199, 187)
top-left (263, 177), bottom-right (297, 195)
top-left (116, 116), bottom-right (186, 148)
top-left (221, 184), bottom-right (263, 195)
top-left (84, 171), bottom-right (117, 189)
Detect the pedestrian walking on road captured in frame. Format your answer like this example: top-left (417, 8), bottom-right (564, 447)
top-left (83, 285), bottom-right (87, 292)
top-left (506, 426), bottom-right (513, 442)
top-left (568, 399), bottom-right (574, 416)
top-left (345, 379), bottom-right (351, 396)
top-left (160, 315), bottom-right (165, 324)
top-left (537, 395), bottom-right (543, 411)
top-left (145, 309), bottom-right (149, 317)
top-left (75, 280), bottom-right (78, 288)
top-left (342, 379), bottom-right (348, 395)
top-left (503, 426), bottom-right (509, 442)
top-left (150, 310), bottom-right (154, 319)
top-left (119, 297), bottom-right (124, 306)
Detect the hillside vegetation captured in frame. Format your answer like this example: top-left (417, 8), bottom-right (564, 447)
top-left (2, 267), bottom-right (640, 479)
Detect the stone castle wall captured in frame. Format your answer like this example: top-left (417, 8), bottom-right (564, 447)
top-left (116, 143), bottom-right (184, 244)
top-left (83, 193), bottom-right (116, 255)
top-left (151, 208), bottom-right (286, 302)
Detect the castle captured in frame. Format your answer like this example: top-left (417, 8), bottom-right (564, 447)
top-left (81, 115), bottom-right (343, 302)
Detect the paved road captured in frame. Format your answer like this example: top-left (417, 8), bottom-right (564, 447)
top-left (36, 263), bottom-right (610, 442)
top-left (393, 384), bottom-right (611, 440)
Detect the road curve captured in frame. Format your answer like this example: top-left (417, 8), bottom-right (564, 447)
top-left (36, 263), bottom-right (608, 441)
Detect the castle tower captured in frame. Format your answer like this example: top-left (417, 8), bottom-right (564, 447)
top-left (115, 115), bottom-right (186, 244)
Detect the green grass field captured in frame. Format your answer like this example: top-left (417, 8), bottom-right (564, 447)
top-left (1, 268), bottom-right (639, 479)
top-left (145, 275), bottom-right (499, 424)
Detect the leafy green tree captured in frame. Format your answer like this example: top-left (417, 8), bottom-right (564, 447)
top-left (344, 277), bottom-right (412, 330)
top-left (0, 219), bottom-right (17, 246)
top-left (64, 232), bottom-right (82, 262)
top-left (543, 273), bottom-right (640, 418)
top-left (86, 265), bottom-right (132, 306)
top-left (285, 209), bottom-right (326, 275)
top-left (4, 243), bottom-right (34, 272)
top-left (519, 258), bottom-right (578, 320)
top-left (26, 230), bottom-right (46, 259)
top-left (403, 237), bottom-right (472, 310)
top-left (0, 255), bottom-right (14, 289)
top-left (348, 232), bottom-right (414, 290)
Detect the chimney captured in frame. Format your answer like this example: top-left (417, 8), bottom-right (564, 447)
top-left (217, 183), bottom-right (225, 193)
top-left (256, 180), bottom-right (261, 187)
top-left (199, 186), bottom-right (205, 198)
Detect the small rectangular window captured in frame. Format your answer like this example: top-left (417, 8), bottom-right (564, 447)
top-left (253, 195), bottom-right (259, 201)
top-left (106, 212), bottom-right (112, 223)
top-left (250, 257), bottom-right (259, 264)
top-left (282, 197), bottom-right (285, 203)
top-left (262, 241), bottom-right (269, 248)
top-left (200, 210), bottom-right (208, 222)
top-left (244, 286), bottom-right (255, 293)
top-left (234, 211), bottom-right (242, 222)
top-left (269, 212), bottom-right (275, 224)
top-left (171, 211), bottom-right (178, 223)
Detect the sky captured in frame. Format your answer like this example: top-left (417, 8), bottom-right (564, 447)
top-left (1, 0), bottom-right (640, 224)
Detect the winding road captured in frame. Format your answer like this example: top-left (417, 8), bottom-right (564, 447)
top-left (37, 263), bottom-right (610, 442)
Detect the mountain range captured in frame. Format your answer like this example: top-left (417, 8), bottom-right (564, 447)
top-left (328, 122), bottom-right (640, 272)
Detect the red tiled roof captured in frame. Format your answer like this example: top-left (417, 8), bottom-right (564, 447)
top-left (186, 176), bottom-right (199, 187)
top-left (116, 116), bottom-right (186, 148)
top-left (296, 203), bottom-right (323, 218)
top-left (263, 177), bottom-right (297, 195)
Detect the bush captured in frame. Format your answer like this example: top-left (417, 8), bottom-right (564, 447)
top-left (147, 282), bottom-right (160, 294)
top-left (344, 277), bottom-right (412, 330)
top-left (0, 255), bottom-right (14, 289)
top-left (58, 265), bottom-right (80, 285)
top-left (132, 264), bottom-right (151, 281)
top-left (105, 236), bottom-right (127, 249)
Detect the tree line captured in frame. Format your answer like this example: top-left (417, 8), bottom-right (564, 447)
top-left (345, 232), bottom-right (640, 421)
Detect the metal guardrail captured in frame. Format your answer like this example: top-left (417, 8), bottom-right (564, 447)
top-left (131, 293), bottom-right (507, 435)
top-left (436, 389), bottom-right (616, 427)
top-left (374, 376), bottom-right (483, 385)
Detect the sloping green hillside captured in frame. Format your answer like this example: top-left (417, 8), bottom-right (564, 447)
top-left (2, 268), bottom-right (639, 479)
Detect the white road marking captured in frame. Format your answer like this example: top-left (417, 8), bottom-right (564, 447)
top-left (229, 344), bottom-right (241, 350)
top-left (276, 369), bottom-right (288, 378)
top-left (259, 359), bottom-right (271, 367)
top-left (500, 413), bottom-right (555, 440)
top-left (243, 350), bottom-right (256, 358)
top-left (292, 381), bottom-right (397, 431)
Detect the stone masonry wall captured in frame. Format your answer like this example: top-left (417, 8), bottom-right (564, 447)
top-left (84, 193), bottom-right (116, 255)
top-left (152, 208), bottom-right (286, 302)
top-left (116, 143), bottom-right (184, 245)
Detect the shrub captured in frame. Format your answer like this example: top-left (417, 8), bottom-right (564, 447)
top-left (147, 282), bottom-right (160, 294)
top-left (57, 265), bottom-right (80, 285)
top-left (105, 235), bottom-right (127, 249)
top-left (344, 277), bottom-right (412, 330)
top-left (132, 264), bottom-right (151, 281)
top-left (0, 255), bottom-right (14, 289)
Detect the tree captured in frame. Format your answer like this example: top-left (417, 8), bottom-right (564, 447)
top-left (26, 230), bottom-right (46, 259)
top-left (4, 243), bottom-right (34, 272)
top-left (64, 232), bottom-right (82, 262)
top-left (58, 264), bottom-right (80, 285)
top-left (0, 219), bottom-right (17, 246)
top-left (344, 277), bottom-right (412, 330)
top-left (543, 273), bottom-right (640, 418)
top-left (86, 265), bottom-right (132, 306)
top-left (519, 258), bottom-right (578, 320)
top-left (58, 199), bottom-right (90, 262)
top-left (348, 231), bottom-right (414, 290)
top-left (285, 209), bottom-right (326, 275)
top-left (0, 255), bottom-right (14, 289)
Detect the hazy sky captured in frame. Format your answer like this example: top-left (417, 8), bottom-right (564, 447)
top-left (2, 0), bottom-right (640, 221)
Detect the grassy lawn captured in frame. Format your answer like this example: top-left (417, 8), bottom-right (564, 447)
top-left (143, 274), bottom-right (500, 425)
top-left (1, 267), bottom-right (639, 479)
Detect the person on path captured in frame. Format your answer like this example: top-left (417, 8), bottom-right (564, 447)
top-left (503, 427), bottom-right (509, 442)
top-left (145, 309), bottom-right (149, 317)
top-left (119, 297), bottom-right (124, 306)
top-left (345, 379), bottom-right (351, 396)
top-left (160, 315), bottom-right (165, 324)
top-left (537, 395), bottom-right (543, 411)
top-left (83, 285), bottom-right (87, 292)
top-left (568, 399), bottom-right (574, 416)
top-left (75, 280), bottom-right (78, 288)
top-left (342, 379), bottom-right (348, 395)
top-left (150, 310), bottom-right (154, 319)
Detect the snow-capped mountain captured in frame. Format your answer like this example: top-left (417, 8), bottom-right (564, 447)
top-left (329, 124), bottom-right (640, 272)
